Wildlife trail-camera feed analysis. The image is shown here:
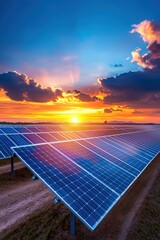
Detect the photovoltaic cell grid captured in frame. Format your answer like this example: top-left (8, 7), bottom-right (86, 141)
top-left (0, 151), bottom-right (4, 158)
top-left (0, 124), bottom-right (149, 160)
top-left (12, 129), bottom-right (160, 230)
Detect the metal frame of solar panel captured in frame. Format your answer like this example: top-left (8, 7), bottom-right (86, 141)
top-left (11, 128), bottom-right (160, 234)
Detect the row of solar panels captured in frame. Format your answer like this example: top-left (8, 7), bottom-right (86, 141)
top-left (0, 125), bottom-right (65, 134)
top-left (0, 124), bottom-right (159, 160)
top-left (12, 129), bottom-right (160, 230)
top-left (0, 124), bottom-right (158, 134)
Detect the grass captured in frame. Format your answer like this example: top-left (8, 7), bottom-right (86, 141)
top-left (127, 172), bottom-right (160, 240)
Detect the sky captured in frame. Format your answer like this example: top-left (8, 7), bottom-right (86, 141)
top-left (0, 0), bottom-right (160, 123)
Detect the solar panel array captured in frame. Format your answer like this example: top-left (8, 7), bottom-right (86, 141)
top-left (0, 124), bottom-right (152, 160)
top-left (12, 128), bottom-right (160, 230)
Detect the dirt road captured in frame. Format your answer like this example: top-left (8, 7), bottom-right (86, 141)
top-left (0, 162), bottom-right (25, 174)
top-left (0, 176), bottom-right (53, 235)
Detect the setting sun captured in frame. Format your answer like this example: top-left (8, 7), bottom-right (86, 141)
top-left (71, 116), bottom-right (80, 123)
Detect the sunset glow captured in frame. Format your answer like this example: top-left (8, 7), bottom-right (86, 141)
top-left (71, 116), bottom-right (80, 124)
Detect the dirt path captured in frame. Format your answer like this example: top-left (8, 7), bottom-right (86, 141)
top-left (118, 160), bottom-right (160, 240)
top-left (0, 162), bottom-right (25, 174)
top-left (0, 179), bottom-right (54, 234)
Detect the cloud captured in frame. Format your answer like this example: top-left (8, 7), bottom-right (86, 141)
top-left (112, 107), bottom-right (123, 112)
top-left (132, 110), bottom-right (143, 114)
top-left (131, 20), bottom-right (160, 70)
top-left (112, 64), bottom-right (123, 68)
top-left (104, 107), bottom-right (123, 113)
top-left (131, 20), bottom-right (160, 43)
top-left (104, 108), bottom-right (112, 113)
top-left (0, 71), bottom-right (63, 103)
top-left (97, 20), bottom-right (160, 109)
top-left (98, 70), bottom-right (160, 108)
top-left (67, 90), bottom-right (100, 102)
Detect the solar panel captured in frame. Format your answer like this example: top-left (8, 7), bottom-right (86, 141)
top-left (12, 129), bottom-right (160, 230)
top-left (7, 134), bottom-right (31, 145)
top-left (12, 127), bottom-right (32, 133)
top-left (0, 135), bottom-right (16, 158)
top-left (0, 124), bottom-right (159, 160)
top-left (112, 131), bottom-right (160, 155)
top-left (0, 151), bottom-right (4, 159)
top-left (0, 129), bottom-right (5, 134)
top-left (36, 133), bottom-right (58, 142)
top-left (26, 126), bottom-right (43, 133)
top-left (49, 132), bottom-right (67, 141)
top-left (1, 127), bottom-right (18, 134)
top-left (23, 133), bottom-right (46, 144)
top-left (52, 141), bottom-right (136, 195)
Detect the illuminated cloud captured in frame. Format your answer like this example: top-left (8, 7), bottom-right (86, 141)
top-left (0, 71), bottom-right (63, 103)
top-left (131, 20), bottom-right (160, 70)
top-left (131, 20), bottom-right (160, 43)
top-left (67, 90), bottom-right (100, 102)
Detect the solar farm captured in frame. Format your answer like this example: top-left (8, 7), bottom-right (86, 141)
top-left (0, 123), bottom-right (160, 238)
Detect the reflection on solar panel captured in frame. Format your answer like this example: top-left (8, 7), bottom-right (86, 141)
top-left (23, 133), bottom-right (46, 144)
top-left (36, 133), bottom-right (58, 142)
top-left (13, 127), bottom-right (32, 133)
top-left (12, 129), bottom-right (160, 230)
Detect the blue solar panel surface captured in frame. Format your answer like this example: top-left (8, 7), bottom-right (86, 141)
top-left (12, 129), bottom-right (160, 230)
top-left (0, 135), bottom-right (16, 158)
top-left (1, 127), bottom-right (18, 134)
top-left (1, 124), bottom-right (142, 159)
top-left (0, 151), bottom-right (4, 159)
top-left (7, 134), bottom-right (31, 145)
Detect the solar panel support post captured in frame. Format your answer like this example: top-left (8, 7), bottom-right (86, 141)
top-left (70, 211), bottom-right (76, 236)
top-left (11, 154), bottom-right (16, 177)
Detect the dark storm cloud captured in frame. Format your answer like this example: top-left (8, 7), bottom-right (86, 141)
top-left (99, 70), bottom-right (160, 108)
top-left (0, 71), bottom-right (63, 102)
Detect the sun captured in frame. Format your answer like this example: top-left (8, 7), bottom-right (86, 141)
top-left (71, 116), bottom-right (80, 124)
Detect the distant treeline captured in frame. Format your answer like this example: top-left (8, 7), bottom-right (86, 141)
top-left (0, 121), bottom-right (159, 125)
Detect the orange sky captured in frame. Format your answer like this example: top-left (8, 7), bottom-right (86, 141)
top-left (0, 90), bottom-right (159, 123)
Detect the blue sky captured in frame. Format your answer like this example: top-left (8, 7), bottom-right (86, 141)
top-left (1, 0), bottom-right (160, 88)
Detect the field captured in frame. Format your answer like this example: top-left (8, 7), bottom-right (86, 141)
top-left (0, 153), bottom-right (160, 240)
